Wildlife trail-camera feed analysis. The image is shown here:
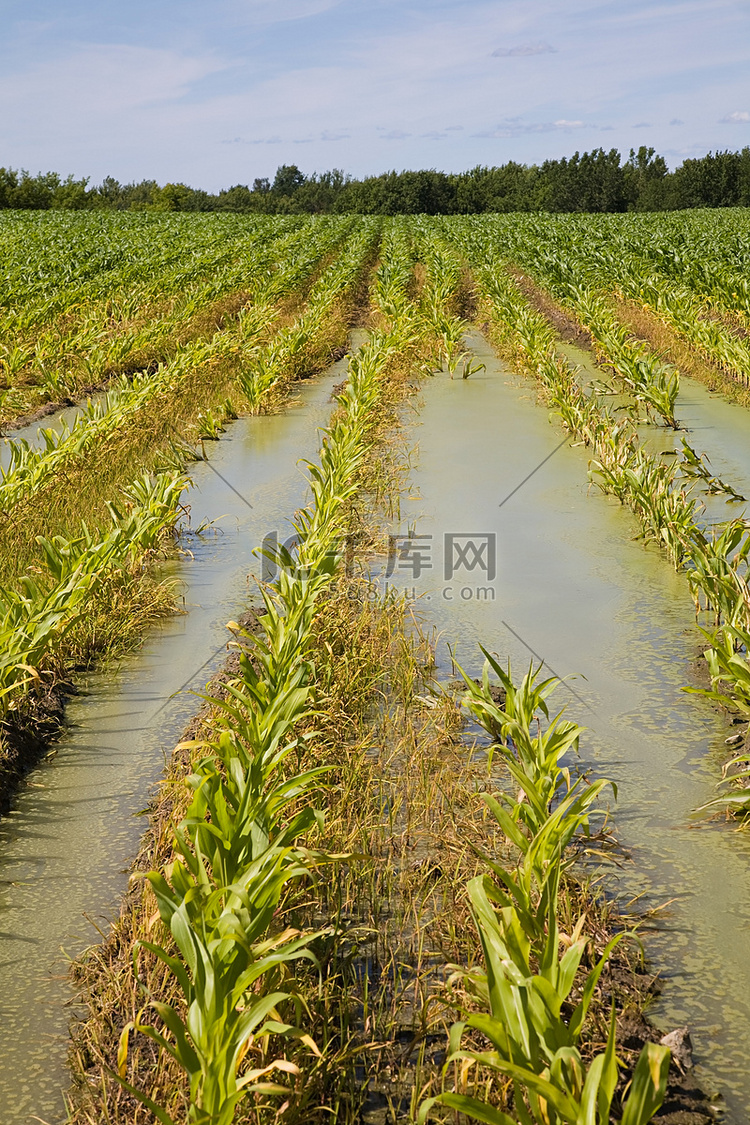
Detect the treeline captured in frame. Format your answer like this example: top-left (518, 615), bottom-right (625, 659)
top-left (2, 146), bottom-right (750, 214)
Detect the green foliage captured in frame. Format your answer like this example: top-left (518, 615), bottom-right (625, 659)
top-left (5, 146), bottom-right (750, 215)
top-left (0, 470), bottom-right (188, 719)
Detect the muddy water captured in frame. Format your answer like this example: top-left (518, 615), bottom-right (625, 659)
top-left (0, 359), bottom-right (347, 1125)
top-left (387, 332), bottom-right (750, 1119)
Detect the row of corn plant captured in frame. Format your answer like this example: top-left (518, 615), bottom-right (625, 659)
top-left (537, 218), bottom-right (750, 391)
top-left (420, 655), bottom-right (670, 1125)
top-left (0, 468), bottom-right (188, 728)
top-left (0, 219), bottom-right (360, 515)
top-left (531, 212), bottom-right (750, 385)
top-left (446, 224), bottom-right (747, 589)
top-left (236, 217), bottom-right (380, 410)
top-left (0, 215), bottom-right (298, 340)
top-left (2, 219), bottom-right (319, 415)
top-left (1, 220), bottom-right (376, 771)
top-left (442, 226), bottom-right (750, 822)
top-left (609, 265), bottom-right (750, 391)
top-left (578, 210), bottom-right (750, 323)
top-left (474, 217), bottom-right (683, 430)
top-left (0, 215), bottom-right (293, 420)
top-left (113, 221), bottom-right (449, 1124)
top-left (482, 211), bottom-right (750, 392)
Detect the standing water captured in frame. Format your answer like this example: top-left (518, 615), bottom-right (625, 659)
top-left (386, 332), bottom-right (750, 1120)
top-left (0, 356), bottom-right (350, 1125)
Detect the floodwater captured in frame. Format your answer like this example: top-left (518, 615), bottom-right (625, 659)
top-left (0, 355), bottom-right (349, 1124)
top-left (384, 332), bottom-right (750, 1120)
top-left (5, 327), bottom-right (750, 1120)
top-left (560, 339), bottom-right (750, 522)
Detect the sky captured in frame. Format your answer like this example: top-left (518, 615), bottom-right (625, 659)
top-left (1, 0), bottom-right (749, 191)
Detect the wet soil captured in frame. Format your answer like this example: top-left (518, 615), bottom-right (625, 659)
top-left (618, 1007), bottom-right (718, 1123)
top-left (0, 683), bottom-right (73, 815)
top-left (0, 287), bottom-right (262, 435)
top-left (0, 606), bottom-right (265, 820)
top-left (2, 394), bottom-right (79, 434)
top-left (0, 359), bottom-right (162, 435)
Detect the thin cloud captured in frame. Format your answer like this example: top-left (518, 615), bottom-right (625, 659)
top-left (2, 0), bottom-right (749, 186)
top-left (633, 121), bottom-right (652, 127)
top-left (669, 118), bottom-right (685, 125)
top-left (475, 117), bottom-right (586, 138)
top-left (234, 0), bottom-right (346, 25)
top-left (320, 129), bottom-right (349, 141)
top-left (231, 135), bottom-right (284, 145)
top-left (492, 41), bottom-right (557, 57)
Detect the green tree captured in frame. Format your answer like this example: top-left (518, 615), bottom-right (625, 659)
top-left (624, 146), bottom-right (668, 210)
top-left (271, 164), bottom-right (306, 195)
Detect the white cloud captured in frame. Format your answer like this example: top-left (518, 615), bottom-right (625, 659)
top-left (0, 43), bottom-right (224, 116)
top-left (720, 110), bottom-right (750, 123)
top-left (1, 0), bottom-right (750, 184)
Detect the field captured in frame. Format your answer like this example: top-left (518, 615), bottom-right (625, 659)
top-left (2, 210), bottom-right (750, 1124)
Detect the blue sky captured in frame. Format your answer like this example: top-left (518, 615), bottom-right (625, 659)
top-left (1, 0), bottom-right (749, 190)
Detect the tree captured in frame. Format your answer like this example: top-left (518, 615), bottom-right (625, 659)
top-left (271, 165), bottom-right (306, 195)
top-left (624, 146), bottom-right (668, 210)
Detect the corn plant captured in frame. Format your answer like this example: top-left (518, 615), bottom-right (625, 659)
top-left (420, 659), bottom-right (669, 1125)
top-left (0, 470), bottom-right (187, 722)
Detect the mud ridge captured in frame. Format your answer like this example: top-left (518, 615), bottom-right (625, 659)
top-left (508, 264), bottom-right (595, 349)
